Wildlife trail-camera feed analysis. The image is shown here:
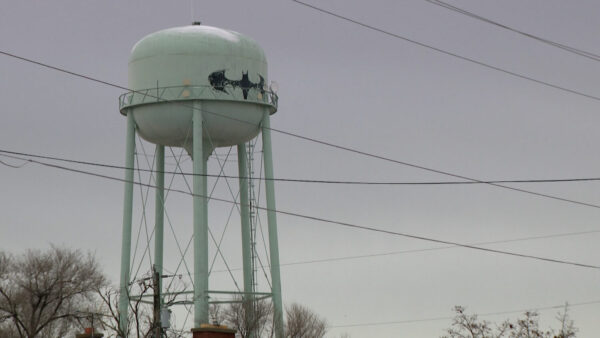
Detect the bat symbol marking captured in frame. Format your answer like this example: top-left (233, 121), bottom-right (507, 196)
top-left (208, 70), bottom-right (265, 100)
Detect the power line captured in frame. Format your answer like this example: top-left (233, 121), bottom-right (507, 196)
top-left (331, 299), bottom-right (600, 328)
top-left (2, 17), bottom-right (598, 333)
top-left (2, 152), bottom-right (598, 271)
top-left (203, 229), bottom-right (600, 274)
top-left (275, 229), bottom-right (600, 268)
top-left (0, 159), bottom-right (29, 169)
top-left (262, 126), bottom-right (600, 211)
top-left (1, 51), bottom-right (600, 211)
top-left (424, 0), bottom-right (600, 62)
top-left (289, 0), bottom-right (600, 102)
top-left (0, 50), bottom-right (131, 92)
top-left (4, 148), bottom-right (600, 187)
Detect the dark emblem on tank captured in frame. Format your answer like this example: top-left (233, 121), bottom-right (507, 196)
top-left (208, 70), bottom-right (265, 100)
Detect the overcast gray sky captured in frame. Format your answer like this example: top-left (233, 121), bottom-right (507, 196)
top-left (2, 0), bottom-right (600, 337)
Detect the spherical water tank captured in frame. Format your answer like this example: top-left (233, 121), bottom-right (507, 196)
top-left (119, 24), bottom-right (277, 154)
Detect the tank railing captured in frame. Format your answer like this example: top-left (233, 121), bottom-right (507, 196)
top-left (119, 84), bottom-right (278, 111)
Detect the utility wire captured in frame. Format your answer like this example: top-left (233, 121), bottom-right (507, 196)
top-left (4, 149), bottom-right (600, 186)
top-left (1, 52), bottom-right (600, 210)
top-left (4, 22), bottom-right (598, 330)
top-left (204, 228), bottom-right (600, 274)
top-left (274, 229), bottom-right (600, 268)
top-left (331, 299), bottom-right (600, 328)
top-left (424, 0), bottom-right (600, 62)
top-left (0, 50), bottom-right (131, 92)
top-left (289, 0), bottom-right (600, 102)
top-left (2, 152), bottom-right (598, 271)
top-left (0, 159), bottom-right (29, 168)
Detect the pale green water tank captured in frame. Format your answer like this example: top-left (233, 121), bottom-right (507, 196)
top-left (119, 24), bottom-right (278, 153)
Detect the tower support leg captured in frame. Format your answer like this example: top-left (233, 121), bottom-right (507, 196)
top-left (154, 145), bottom-right (165, 303)
top-left (237, 143), bottom-right (255, 335)
top-left (193, 101), bottom-right (209, 327)
top-left (261, 112), bottom-right (284, 338)
top-left (118, 112), bottom-right (136, 337)
top-left (237, 143), bottom-right (253, 293)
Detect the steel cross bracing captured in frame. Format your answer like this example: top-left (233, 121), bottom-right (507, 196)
top-left (118, 108), bottom-right (284, 336)
top-left (127, 133), bottom-right (280, 334)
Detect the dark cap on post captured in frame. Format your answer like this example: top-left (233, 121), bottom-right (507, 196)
top-left (75, 327), bottom-right (104, 338)
top-left (191, 324), bottom-right (236, 338)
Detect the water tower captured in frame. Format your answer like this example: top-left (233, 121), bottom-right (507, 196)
top-left (117, 24), bottom-right (283, 337)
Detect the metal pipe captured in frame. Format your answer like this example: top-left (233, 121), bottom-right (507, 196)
top-left (237, 143), bottom-right (254, 295)
top-left (152, 267), bottom-right (161, 338)
top-left (193, 101), bottom-right (209, 326)
top-left (261, 112), bottom-right (284, 338)
top-left (154, 145), bottom-right (165, 304)
top-left (238, 143), bottom-right (256, 337)
top-left (118, 111), bottom-right (136, 336)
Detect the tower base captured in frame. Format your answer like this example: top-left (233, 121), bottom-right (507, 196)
top-left (191, 325), bottom-right (236, 338)
top-left (75, 328), bottom-right (103, 338)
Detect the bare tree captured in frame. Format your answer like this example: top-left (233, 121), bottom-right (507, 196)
top-left (442, 306), bottom-right (509, 338)
top-left (510, 311), bottom-right (550, 338)
top-left (94, 285), bottom-right (153, 338)
top-left (213, 297), bottom-right (273, 338)
top-left (95, 271), bottom-right (190, 338)
top-left (0, 247), bottom-right (106, 338)
top-left (209, 300), bottom-right (327, 338)
top-left (285, 303), bottom-right (327, 338)
top-left (553, 304), bottom-right (577, 338)
top-left (442, 305), bottom-right (578, 338)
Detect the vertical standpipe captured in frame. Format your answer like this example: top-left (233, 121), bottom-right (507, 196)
top-left (193, 101), bottom-right (209, 326)
top-left (237, 144), bottom-right (254, 296)
top-left (261, 112), bottom-right (284, 338)
top-left (118, 112), bottom-right (136, 336)
top-left (154, 145), bottom-right (165, 303)
top-left (238, 143), bottom-right (256, 336)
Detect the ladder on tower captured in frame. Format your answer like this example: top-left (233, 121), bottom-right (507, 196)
top-left (246, 142), bottom-right (258, 294)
